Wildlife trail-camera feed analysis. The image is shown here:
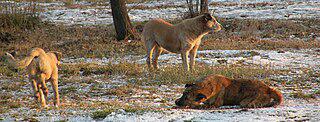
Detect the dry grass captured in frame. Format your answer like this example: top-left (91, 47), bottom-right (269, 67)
top-left (137, 64), bottom-right (285, 86)
top-left (0, 64), bottom-right (19, 77)
top-left (290, 91), bottom-right (317, 100)
top-left (1, 13), bottom-right (319, 60)
top-left (91, 103), bottom-right (152, 120)
top-left (201, 18), bottom-right (320, 50)
top-left (0, 14), bottom-right (145, 58)
top-left (60, 62), bottom-right (144, 77)
top-left (58, 62), bottom-right (286, 87)
top-left (0, 60), bottom-right (317, 118)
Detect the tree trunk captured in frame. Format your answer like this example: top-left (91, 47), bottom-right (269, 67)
top-left (186, 0), bottom-right (195, 17)
top-left (195, 0), bottom-right (199, 14)
top-left (110, 0), bottom-right (137, 41)
top-left (200, 0), bottom-right (209, 13)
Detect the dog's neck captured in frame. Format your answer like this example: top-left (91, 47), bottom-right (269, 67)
top-left (175, 17), bottom-right (209, 40)
top-left (48, 52), bottom-right (60, 66)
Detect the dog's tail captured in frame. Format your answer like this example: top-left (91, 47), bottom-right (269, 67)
top-left (4, 48), bottom-right (46, 69)
top-left (268, 88), bottom-right (283, 107)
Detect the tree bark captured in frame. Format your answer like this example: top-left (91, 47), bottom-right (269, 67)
top-left (186, 0), bottom-right (209, 18)
top-left (195, 0), bottom-right (199, 14)
top-left (200, 0), bottom-right (209, 13)
top-left (186, 0), bottom-right (195, 17)
top-left (110, 0), bottom-right (137, 41)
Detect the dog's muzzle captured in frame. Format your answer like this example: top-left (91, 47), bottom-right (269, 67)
top-left (175, 98), bottom-right (183, 106)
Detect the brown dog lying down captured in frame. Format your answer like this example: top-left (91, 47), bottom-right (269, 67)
top-left (175, 75), bottom-right (283, 108)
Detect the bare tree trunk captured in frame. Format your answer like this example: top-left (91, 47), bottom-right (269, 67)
top-left (186, 0), bottom-right (195, 17)
top-left (195, 0), bottom-right (199, 14)
top-left (186, 0), bottom-right (209, 18)
top-left (200, 0), bottom-right (209, 13)
top-left (110, 0), bottom-right (137, 41)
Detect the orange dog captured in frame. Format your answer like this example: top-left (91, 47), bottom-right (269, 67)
top-left (176, 75), bottom-right (283, 108)
top-left (4, 48), bottom-right (61, 107)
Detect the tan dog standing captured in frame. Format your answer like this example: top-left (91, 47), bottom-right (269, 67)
top-left (3, 48), bottom-right (61, 107)
top-left (142, 13), bottom-right (222, 71)
top-left (175, 75), bottom-right (283, 108)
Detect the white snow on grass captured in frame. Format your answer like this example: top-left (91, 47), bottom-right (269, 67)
top-left (247, 50), bottom-right (320, 69)
top-left (61, 57), bottom-right (110, 65)
top-left (6, 102), bottom-right (318, 121)
top-left (103, 103), bottom-right (320, 121)
top-left (211, 1), bottom-right (320, 19)
top-left (141, 49), bottom-right (320, 70)
top-left (62, 49), bottom-right (320, 71)
top-left (3, 0), bottom-right (318, 25)
top-left (1, 48), bottom-right (319, 121)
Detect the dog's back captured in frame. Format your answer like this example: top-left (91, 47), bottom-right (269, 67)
top-left (223, 79), bottom-right (283, 107)
top-left (142, 19), bottom-right (181, 53)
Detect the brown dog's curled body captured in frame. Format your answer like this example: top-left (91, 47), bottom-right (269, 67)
top-left (142, 13), bottom-right (221, 71)
top-left (175, 75), bottom-right (283, 108)
top-left (3, 48), bottom-right (61, 107)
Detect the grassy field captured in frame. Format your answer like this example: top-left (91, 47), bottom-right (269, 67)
top-left (0, 13), bottom-right (319, 58)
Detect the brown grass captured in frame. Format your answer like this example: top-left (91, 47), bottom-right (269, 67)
top-left (60, 62), bottom-right (144, 77)
top-left (0, 14), bottom-right (145, 58)
top-left (0, 59), bottom-right (315, 118)
top-left (290, 90), bottom-right (317, 100)
top-left (1, 13), bottom-right (319, 60)
top-left (201, 18), bottom-right (320, 50)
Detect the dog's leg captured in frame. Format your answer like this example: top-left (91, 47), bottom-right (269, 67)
top-left (212, 87), bottom-right (225, 107)
top-left (181, 44), bottom-right (193, 71)
top-left (239, 98), bottom-right (254, 108)
top-left (239, 95), bottom-right (258, 108)
top-left (204, 86), bottom-right (225, 108)
top-left (50, 77), bottom-right (60, 107)
top-left (37, 84), bottom-right (47, 107)
top-left (189, 45), bottom-right (199, 70)
top-left (152, 46), bottom-right (163, 69)
top-left (29, 77), bottom-right (40, 102)
top-left (247, 95), bottom-right (272, 108)
top-left (145, 40), bottom-right (156, 70)
top-left (181, 51), bottom-right (190, 71)
top-left (40, 74), bottom-right (49, 101)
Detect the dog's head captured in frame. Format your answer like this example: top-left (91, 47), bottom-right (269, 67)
top-left (175, 75), bottom-right (232, 108)
top-left (201, 13), bottom-right (222, 33)
top-left (50, 51), bottom-right (62, 66)
top-left (175, 83), bottom-right (210, 108)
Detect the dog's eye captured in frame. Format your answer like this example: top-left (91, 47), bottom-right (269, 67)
top-left (195, 94), bottom-right (207, 101)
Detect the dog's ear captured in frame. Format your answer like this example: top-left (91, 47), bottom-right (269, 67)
top-left (195, 93), bottom-right (207, 101)
top-left (51, 51), bottom-right (62, 61)
top-left (203, 13), bottom-right (212, 21)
